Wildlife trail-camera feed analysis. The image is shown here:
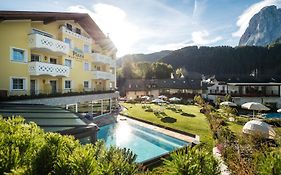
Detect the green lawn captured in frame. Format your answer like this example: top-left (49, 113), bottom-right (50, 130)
top-left (120, 103), bottom-right (213, 148)
top-left (228, 122), bottom-right (243, 136)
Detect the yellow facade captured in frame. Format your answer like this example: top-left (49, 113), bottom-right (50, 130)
top-left (0, 17), bottom-right (116, 96)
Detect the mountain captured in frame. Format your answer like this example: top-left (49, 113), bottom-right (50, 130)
top-left (159, 44), bottom-right (281, 80)
top-left (117, 50), bottom-right (172, 67)
top-left (239, 5), bottom-right (281, 46)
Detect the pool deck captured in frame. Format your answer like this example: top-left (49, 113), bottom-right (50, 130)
top-left (118, 115), bottom-right (200, 144)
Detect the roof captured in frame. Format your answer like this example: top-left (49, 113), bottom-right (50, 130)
top-left (228, 83), bottom-right (281, 86)
top-left (0, 11), bottom-right (116, 50)
top-left (213, 75), bottom-right (281, 83)
top-left (125, 78), bottom-right (204, 91)
top-left (0, 103), bottom-right (90, 132)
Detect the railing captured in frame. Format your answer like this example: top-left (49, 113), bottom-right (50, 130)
top-left (28, 62), bottom-right (70, 77)
top-left (91, 53), bottom-right (116, 67)
top-left (28, 33), bottom-right (69, 55)
top-left (208, 92), bottom-right (280, 97)
top-left (92, 70), bottom-right (115, 81)
top-left (0, 90), bottom-right (116, 101)
top-left (61, 26), bottom-right (92, 44)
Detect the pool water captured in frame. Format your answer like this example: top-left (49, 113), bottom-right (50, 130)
top-left (97, 120), bottom-right (189, 163)
top-left (263, 113), bottom-right (281, 119)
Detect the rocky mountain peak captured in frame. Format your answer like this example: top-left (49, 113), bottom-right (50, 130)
top-left (239, 5), bottom-right (281, 46)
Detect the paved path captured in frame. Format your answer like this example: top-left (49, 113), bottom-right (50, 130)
top-left (118, 115), bottom-right (199, 144)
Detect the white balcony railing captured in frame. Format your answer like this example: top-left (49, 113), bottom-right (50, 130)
top-left (92, 71), bottom-right (115, 81)
top-left (61, 26), bottom-right (92, 44)
top-left (91, 53), bottom-right (116, 67)
top-left (28, 33), bottom-right (69, 55)
top-left (28, 62), bottom-right (70, 77)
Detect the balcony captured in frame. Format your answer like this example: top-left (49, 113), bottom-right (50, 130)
top-left (28, 62), bottom-right (70, 77)
top-left (28, 33), bottom-right (69, 55)
top-left (91, 53), bottom-right (116, 67)
top-left (92, 71), bottom-right (115, 81)
top-left (61, 26), bottom-right (92, 44)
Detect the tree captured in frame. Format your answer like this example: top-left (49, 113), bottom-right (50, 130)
top-left (135, 62), bottom-right (152, 79)
top-left (215, 97), bottom-right (222, 107)
top-left (224, 94), bottom-right (232, 102)
top-left (151, 62), bottom-right (173, 79)
top-left (175, 67), bottom-right (187, 78)
top-left (121, 58), bottom-right (137, 79)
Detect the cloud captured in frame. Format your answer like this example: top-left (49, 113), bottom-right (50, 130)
top-left (191, 30), bottom-right (222, 45)
top-left (232, 0), bottom-right (281, 37)
top-left (67, 1), bottom-right (221, 56)
top-left (68, 4), bottom-right (141, 57)
top-left (192, 0), bottom-right (207, 20)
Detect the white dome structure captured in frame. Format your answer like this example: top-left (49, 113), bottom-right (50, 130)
top-left (242, 120), bottom-right (276, 139)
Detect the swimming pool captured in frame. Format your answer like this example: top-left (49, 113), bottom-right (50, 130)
top-left (263, 113), bottom-right (281, 119)
top-left (97, 119), bottom-right (189, 163)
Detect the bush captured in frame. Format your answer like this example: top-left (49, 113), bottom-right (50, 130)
top-left (145, 106), bottom-right (153, 112)
top-left (161, 145), bottom-right (220, 175)
top-left (262, 118), bottom-right (281, 127)
top-left (255, 149), bottom-right (281, 175)
top-left (235, 116), bottom-right (250, 125)
top-left (0, 116), bottom-right (139, 175)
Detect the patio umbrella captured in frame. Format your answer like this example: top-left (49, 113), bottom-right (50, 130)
top-left (241, 102), bottom-right (270, 117)
top-left (151, 99), bottom-right (166, 103)
top-left (169, 97), bottom-right (181, 102)
top-left (158, 95), bottom-right (167, 99)
top-left (242, 120), bottom-right (276, 139)
top-left (277, 109), bottom-right (281, 113)
top-left (220, 101), bottom-right (237, 107)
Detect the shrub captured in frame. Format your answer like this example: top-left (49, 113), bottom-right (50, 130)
top-left (161, 145), bottom-right (220, 175)
top-left (0, 116), bottom-right (139, 175)
top-left (262, 118), bottom-right (281, 127)
top-left (145, 106), bottom-right (153, 112)
top-left (255, 149), bottom-right (281, 175)
top-left (235, 116), bottom-right (250, 125)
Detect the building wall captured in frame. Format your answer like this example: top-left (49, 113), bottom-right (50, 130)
top-left (0, 20), bottom-right (31, 95)
top-left (126, 90), bottom-right (148, 99)
top-left (0, 18), bottom-right (116, 96)
top-left (207, 94), bottom-right (281, 108)
top-left (148, 89), bottom-right (159, 97)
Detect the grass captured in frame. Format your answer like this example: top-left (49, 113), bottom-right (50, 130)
top-left (120, 103), bottom-right (214, 148)
top-left (228, 122), bottom-right (243, 136)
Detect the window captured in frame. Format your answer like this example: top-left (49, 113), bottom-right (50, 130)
top-left (65, 59), bottom-right (72, 68)
top-left (66, 23), bottom-right (72, 31)
top-left (65, 80), bottom-right (71, 89)
top-left (31, 54), bottom-right (40, 62)
top-left (64, 38), bottom-right (72, 48)
top-left (75, 28), bottom-right (81, 34)
top-left (11, 78), bottom-right (25, 90)
top-left (84, 62), bottom-right (89, 71)
top-left (11, 48), bottom-right (27, 62)
top-left (50, 58), bottom-right (57, 64)
top-left (84, 81), bottom-right (89, 88)
top-left (84, 44), bottom-right (90, 53)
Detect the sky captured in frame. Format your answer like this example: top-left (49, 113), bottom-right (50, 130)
top-left (1, 0), bottom-right (281, 57)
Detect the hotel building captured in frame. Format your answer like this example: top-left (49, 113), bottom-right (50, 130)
top-left (0, 11), bottom-right (119, 117)
top-left (0, 11), bottom-right (117, 97)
